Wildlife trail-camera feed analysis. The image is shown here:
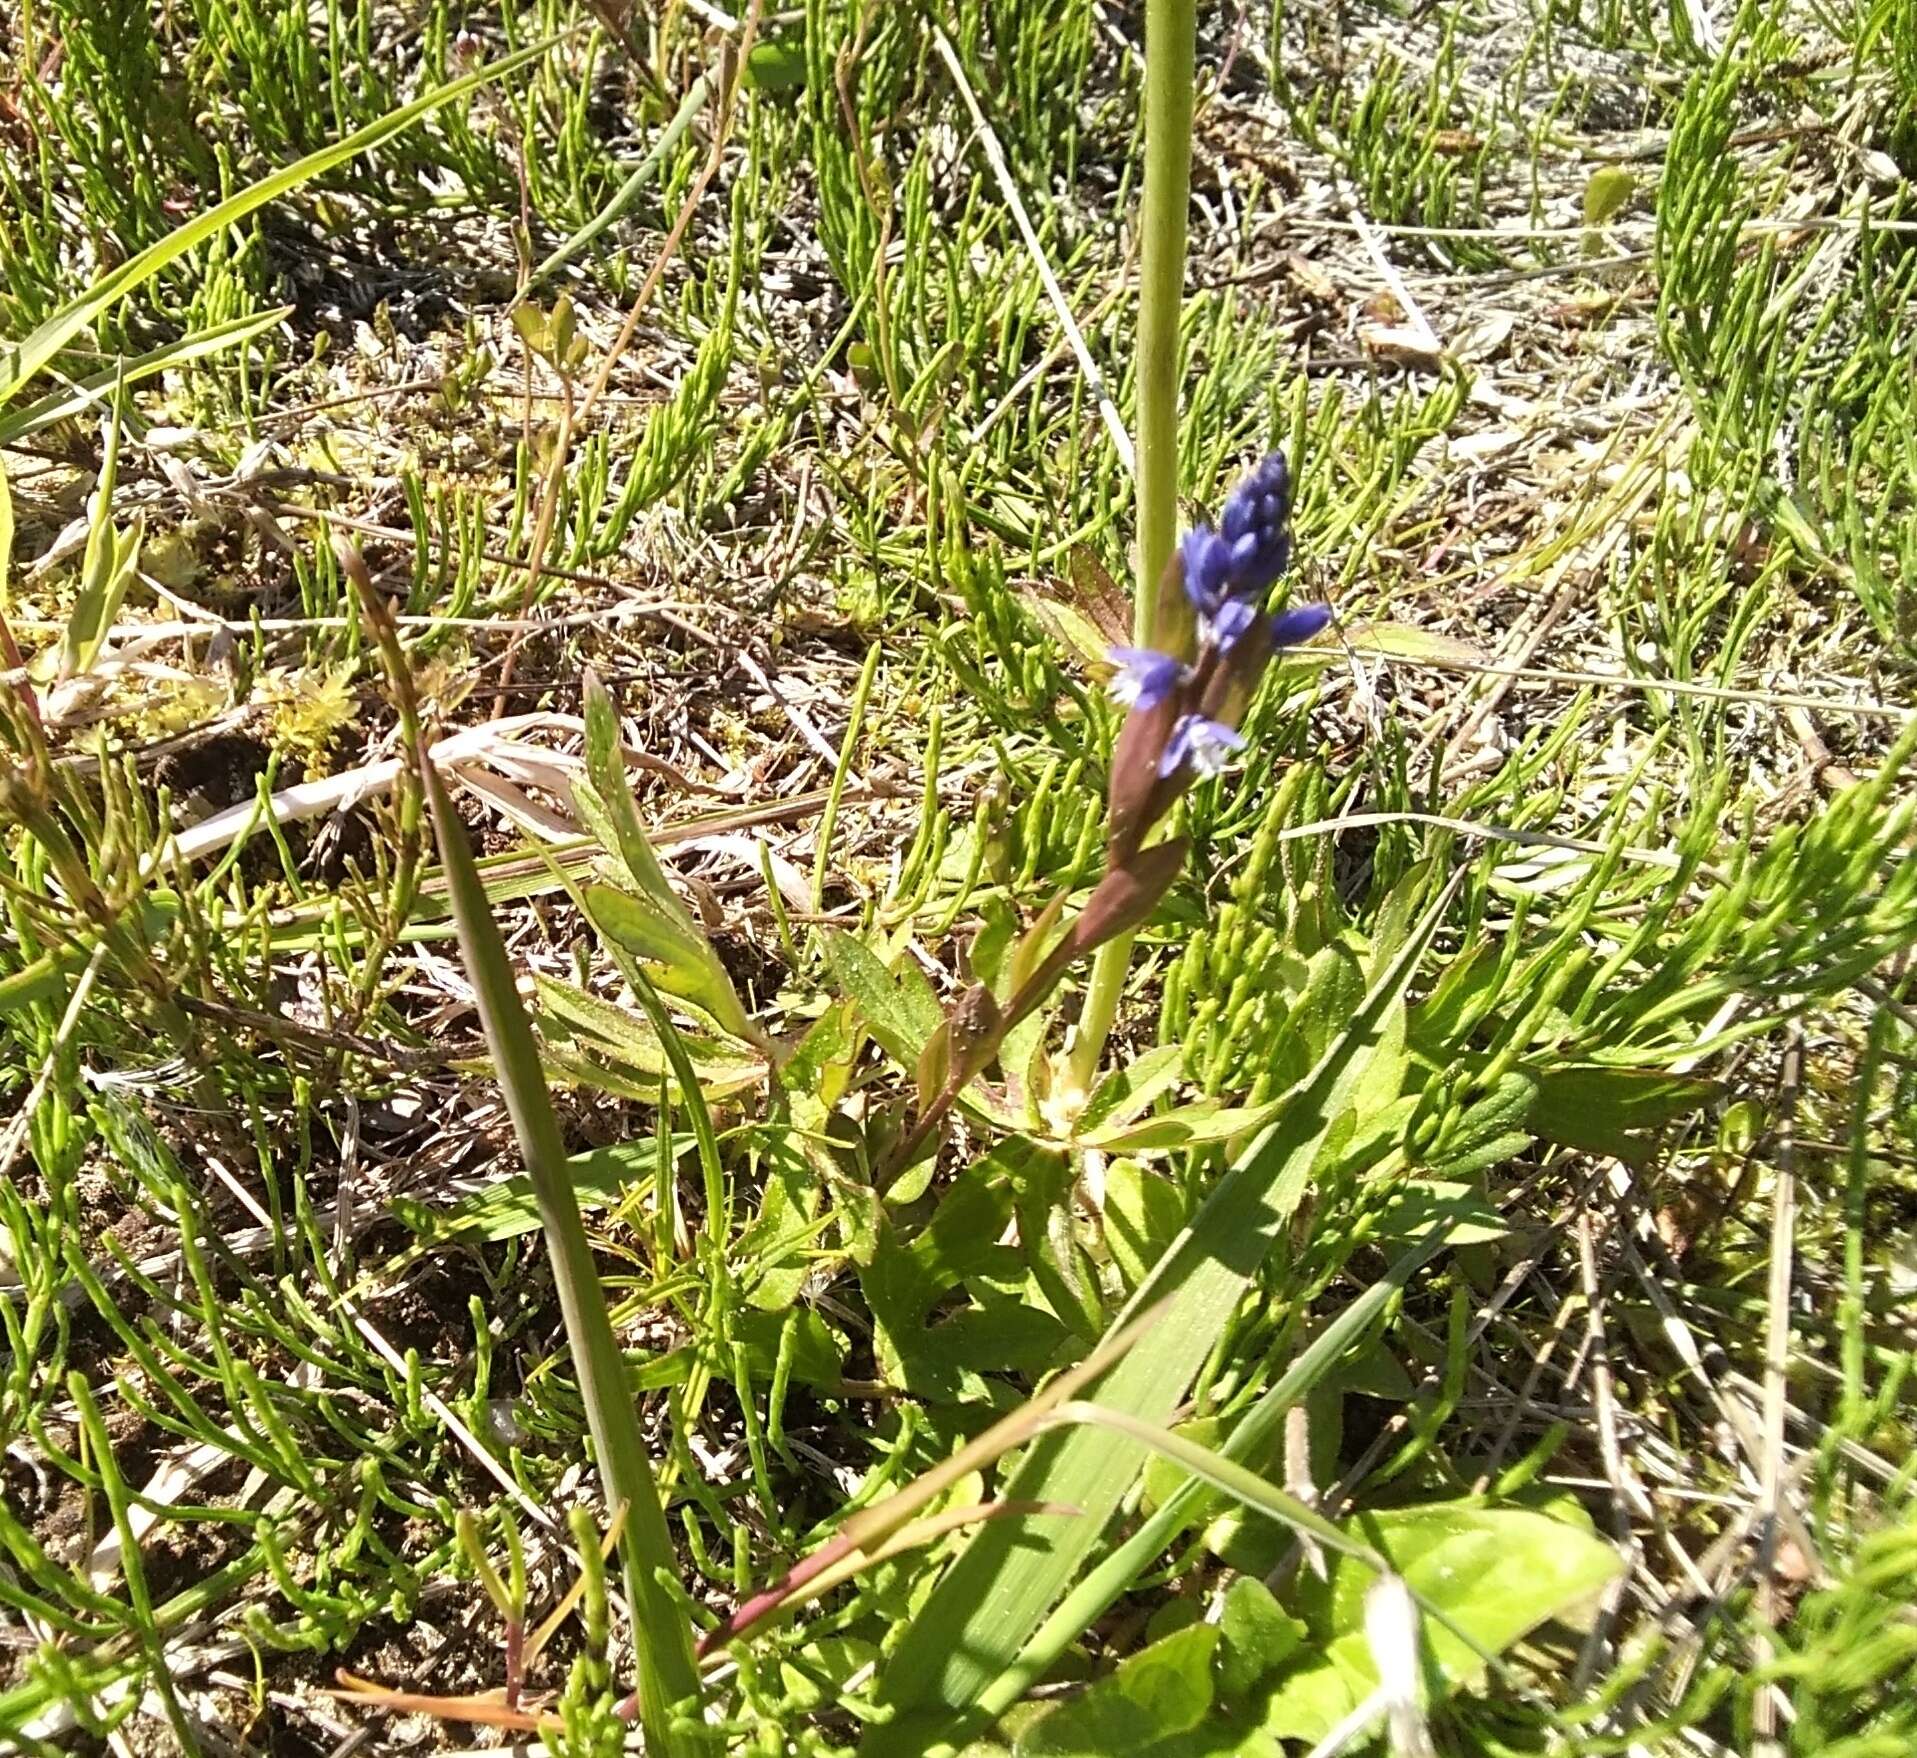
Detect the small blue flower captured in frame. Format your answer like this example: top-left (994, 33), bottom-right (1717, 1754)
top-left (1180, 526), bottom-right (1235, 616)
top-left (1217, 452), bottom-right (1294, 593)
top-left (1203, 595), bottom-right (1260, 654)
top-left (1159, 713), bottom-right (1245, 779)
top-left (1270, 602), bottom-right (1332, 647)
top-left (1107, 646), bottom-right (1185, 711)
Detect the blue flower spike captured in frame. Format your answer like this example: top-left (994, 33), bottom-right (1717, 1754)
top-left (1204, 595), bottom-right (1260, 654)
top-left (1107, 646), bottom-right (1185, 711)
top-left (1217, 451), bottom-right (1294, 593)
top-left (1106, 448), bottom-right (1327, 863)
top-left (1179, 526), bottom-right (1235, 617)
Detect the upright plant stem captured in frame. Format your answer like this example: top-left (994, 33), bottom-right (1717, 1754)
top-left (350, 554), bottom-right (707, 1754)
top-left (424, 755), bottom-right (709, 1756)
top-left (1067, 0), bottom-right (1196, 1098)
top-left (1130, 0), bottom-right (1197, 660)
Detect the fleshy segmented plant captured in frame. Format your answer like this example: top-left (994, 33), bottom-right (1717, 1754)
top-left (886, 452), bottom-right (1331, 1182)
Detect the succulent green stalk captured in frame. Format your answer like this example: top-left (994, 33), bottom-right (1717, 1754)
top-left (1067, 0), bottom-right (1198, 1100)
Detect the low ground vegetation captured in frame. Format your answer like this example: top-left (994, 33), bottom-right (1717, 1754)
top-left (0, 0), bottom-right (1913, 1753)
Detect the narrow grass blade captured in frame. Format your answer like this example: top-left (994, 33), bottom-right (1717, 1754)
top-left (719, 1500), bottom-right (1070, 1650)
top-left (68, 1374), bottom-right (201, 1754)
top-left (59, 367), bottom-right (141, 682)
top-left (812, 641), bottom-right (879, 909)
top-left (0, 38), bottom-right (561, 405)
top-left (1046, 1401), bottom-right (1381, 1565)
top-left (0, 308), bottom-right (291, 447)
top-left (421, 744), bottom-right (708, 1755)
top-left (865, 871), bottom-right (1463, 1751)
top-left (0, 454), bottom-right (12, 610)
top-left (523, 72), bottom-right (711, 298)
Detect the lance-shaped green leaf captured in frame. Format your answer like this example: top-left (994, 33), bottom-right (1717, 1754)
top-left (577, 669), bottom-right (695, 916)
top-left (1045, 1401), bottom-right (1382, 1567)
top-left (534, 973), bottom-right (766, 1101)
top-left (57, 371), bottom-right (142, 683)
top-left (584, 884), bottom-right (760, 1048)
top-left (823, 930), bottom-right (943, 1065)
top-left (863, 872), bottom-right (1463, 1754)
top-left (576, 671), bottom-right (766, 1051)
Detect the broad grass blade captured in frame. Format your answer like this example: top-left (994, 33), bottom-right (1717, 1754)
top-left (864, 871), bottom-right (1463, 1753)
top-left (702, 1308), bottom-right (1167, 1658)
top-left (973, 1225), bottom-right (1464, 1730)
top-left (1046, 1400), bottom-right (1382, 1564)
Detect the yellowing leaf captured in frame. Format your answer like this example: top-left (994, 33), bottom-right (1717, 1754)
top-left (1260, 1500), bottom-right (1623, 1745)
top-left (1583, 165), bottom-right (1636, 226)
top-left (1341, 621), bottom-right (1490, 667)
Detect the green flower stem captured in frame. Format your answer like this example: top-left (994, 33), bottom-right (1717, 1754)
top-left (347, 575), bottom-right (717, 1755)
top-left (1064, 935), bottom-right (1131, 1102)
top-left (348, 595), bottom-right (700, 1749)
top-left (1067, 0), bottom-right (1196, 1101)
top-left (1132, 0), bottom-right (1198, 660)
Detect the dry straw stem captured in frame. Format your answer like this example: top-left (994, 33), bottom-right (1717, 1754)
top-left (574, 0), bottom-right (764, 431)
top-left (931, 25), bottom-right (1135, 474)
top-left (1751, 1024), bottom-right (1804, 1757)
